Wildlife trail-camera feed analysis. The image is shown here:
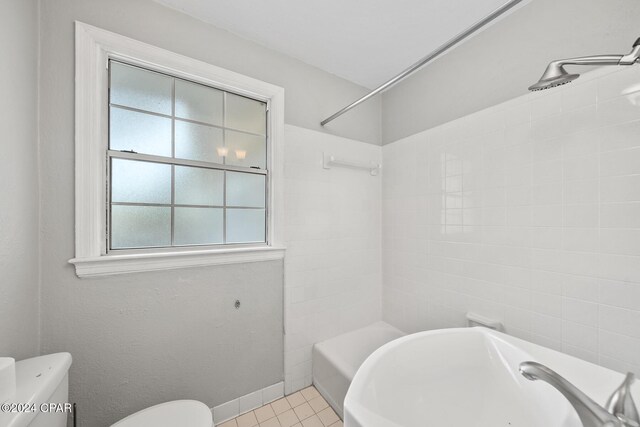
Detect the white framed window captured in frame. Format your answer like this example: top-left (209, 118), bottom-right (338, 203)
top-left (70, 22), bottom-right (285, 278)
top-left (108, 61), bottom-right (270, 250)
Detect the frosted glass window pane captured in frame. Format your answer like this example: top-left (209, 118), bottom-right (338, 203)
top-left (110, 62), bottom-right (172, 115)
top-left (110, 107), bottom-right (172, 157)
top-left (175, 120), bottom-right (224, 163)
top-left (175, 80), bottom-right (223, 125)
top-left (226, 209), bottom-right (265, 243)
top-left (111, 205), bottom-right (171, 249)
top-left (226, 93), bottom-right (266, 135)
top-left (226, 172), bottom-right (265, 208)
top-left (175, 166), bottom-right (224, 206)
top-left (174, 207), bottom-right (223, 245)
top-left (111, 159), bottom-right (171, 204)
top-left (225, 130), bottom-right (266, 169)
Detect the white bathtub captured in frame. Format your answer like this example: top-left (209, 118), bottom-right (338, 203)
top-left (344, 327), bottom-right (640, 427)
top-left (312, 322), bottom-right (405, 418)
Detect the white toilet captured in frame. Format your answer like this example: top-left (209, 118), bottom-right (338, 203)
top-left (112, 400), bottom-right (213, 427)
top-left (0, 353), bottom-right (212, 427)
top-left (0, 352), bottom-right (72, 427)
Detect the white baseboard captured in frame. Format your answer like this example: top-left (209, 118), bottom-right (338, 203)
top-left (212, 381), bottom-right (284, 425)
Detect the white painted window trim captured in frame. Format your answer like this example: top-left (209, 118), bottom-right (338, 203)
top-left (70, 22), bottom-right (285, 278)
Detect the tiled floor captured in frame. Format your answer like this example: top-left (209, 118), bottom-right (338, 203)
top-left (218, 386), bottom-right (342, 427)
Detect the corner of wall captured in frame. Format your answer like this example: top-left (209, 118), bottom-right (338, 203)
top-left (36, 0), bottom-right (43, 357)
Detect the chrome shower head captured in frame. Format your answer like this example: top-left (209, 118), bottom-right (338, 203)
top-left (528, 37), bottom-right (640, 92)
top-left (528, 63), bottom-right (580, 91)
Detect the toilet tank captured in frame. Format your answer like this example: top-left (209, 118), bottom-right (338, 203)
top-left (0, 353), bottom-right (72, 427)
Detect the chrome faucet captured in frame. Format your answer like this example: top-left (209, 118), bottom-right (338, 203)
top-left (519, 361), bottom-right (640, 427)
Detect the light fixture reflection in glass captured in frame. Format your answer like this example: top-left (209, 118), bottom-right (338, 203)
top-left (216, 147), bottom-right (229, 157)
top-left (235, 149), bottom-right (247, 160)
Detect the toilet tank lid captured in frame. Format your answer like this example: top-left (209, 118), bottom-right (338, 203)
top-left (0, 352), bottom-right (72, 427)
top-left (14, 352), bottom-right (72, 402)
top-left (111, 400), bottom-right (213, 427)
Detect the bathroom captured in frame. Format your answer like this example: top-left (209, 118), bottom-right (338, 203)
top-left (2, 0), bottom-right (640, 426)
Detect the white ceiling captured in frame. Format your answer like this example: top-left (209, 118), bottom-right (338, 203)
top-left (154, 0), bottom-right (515, 89)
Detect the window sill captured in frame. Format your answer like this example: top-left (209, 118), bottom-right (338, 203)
top-left (69, 246), bottom-right (286, 278)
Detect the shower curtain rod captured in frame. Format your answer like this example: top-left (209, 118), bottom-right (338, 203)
top-left (320, 0), bottom-right (526, 126)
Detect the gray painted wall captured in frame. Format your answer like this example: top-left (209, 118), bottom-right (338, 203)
top-left (37, 0), bottom-right (379, 426)
top-left (0, 0), bottom-right (40, 360)
top-left (42, 263), bottom-right (283, 426)
top-left (382, 0), bottom-right (640, 144)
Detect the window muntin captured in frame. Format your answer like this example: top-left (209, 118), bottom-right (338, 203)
top-left (108, 61), bottom-right (268, 251)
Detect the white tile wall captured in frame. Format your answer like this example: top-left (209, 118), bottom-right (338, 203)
top-left (382, 65), bottom-right (640, 375)
top-left (283, 125), bottom-right (382, 393)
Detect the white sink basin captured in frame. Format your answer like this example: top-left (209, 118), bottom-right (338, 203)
top-left (344, 327), bottom-right (640, 427)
